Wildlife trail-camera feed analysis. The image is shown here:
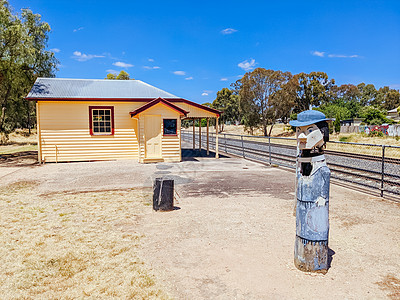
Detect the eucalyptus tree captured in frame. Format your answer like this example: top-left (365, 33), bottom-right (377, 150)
top-left (105, 70), bottom-right (131, 80)
top-left (0, 0), bottom-right (58, 141)
top-left (238, 68), bottom-right (292, 136)
top-left (294, 72), bottom-right (335, 112)
top-left (211, 88), bottom-right (239, 131)
top-left (373, 86), bottom-right (400, 110)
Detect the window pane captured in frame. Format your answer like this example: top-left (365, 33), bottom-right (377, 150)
top-left (163, 119), bottom-right (177, 135)
top-left (91, 107), bottom-right (113, 135)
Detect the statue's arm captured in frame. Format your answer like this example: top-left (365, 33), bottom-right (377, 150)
top-left (316, 167), bottom-right (330, 207)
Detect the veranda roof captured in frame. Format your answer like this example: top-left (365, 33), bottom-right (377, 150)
top-left (130, 98), bottom-right (188, 117)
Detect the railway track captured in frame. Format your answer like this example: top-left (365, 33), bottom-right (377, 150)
top-left (182, 131), bottom-right (400, 200)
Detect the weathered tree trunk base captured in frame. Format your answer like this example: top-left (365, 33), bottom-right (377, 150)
top-left (294, 236), bottom-right (328, 273)
top-left (153, 178), bottom-right (174, 211)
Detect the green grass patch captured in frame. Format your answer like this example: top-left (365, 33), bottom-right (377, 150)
top-left (0, 144), bottom-right (37, 155)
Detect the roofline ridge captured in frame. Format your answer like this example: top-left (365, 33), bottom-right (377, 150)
top-left (37, 78), bottom-right (140, 81)
top-left (135, 80), bottom-right (178, 98)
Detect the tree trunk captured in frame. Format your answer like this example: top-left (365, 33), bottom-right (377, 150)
top-left (27, 100), bottom-right (31, 134)
top-left (268, 124), bottom-right (274, 136)
top-left (0, 86), bottom-right (12, 134)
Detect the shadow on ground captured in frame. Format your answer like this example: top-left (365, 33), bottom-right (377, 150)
top-left (181, 148), bottom-right (229, 161)
top-left (0, 151), bottom-right (38, 167)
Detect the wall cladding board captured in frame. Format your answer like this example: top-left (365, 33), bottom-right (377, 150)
top-left (39, 101), bottom-right (140, 162)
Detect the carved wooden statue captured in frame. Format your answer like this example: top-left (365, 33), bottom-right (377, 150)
top-left (289, 110), bottom-right (331, 273)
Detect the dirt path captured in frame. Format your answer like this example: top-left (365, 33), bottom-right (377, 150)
top-left (136, 168), bottom-right (400, 299)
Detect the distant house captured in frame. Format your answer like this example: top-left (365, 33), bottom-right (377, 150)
top-left (340, 118), bottom-right (363, 126)
top-left (26, 78), bottom-right (220, 163)
top-left (387, 107), bottom-right (400, 122)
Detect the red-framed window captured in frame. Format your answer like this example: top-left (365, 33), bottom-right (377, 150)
top-left (89, 106), bottom-right (115, 135)
top-left (163, 119), bottom-right (177, 135)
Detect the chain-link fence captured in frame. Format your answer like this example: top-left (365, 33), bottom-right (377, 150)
top-left (182, 130), bottom-right (400, 200)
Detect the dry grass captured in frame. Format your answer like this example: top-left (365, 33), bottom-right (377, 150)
top-left (376, 275), bottom-right (400, 299)
top-left (0, 144), bottom-right (37, 155)
top-left (0, 182), bottom-right (170, 299)
top-left (0, 129), bottom-right (38, 155)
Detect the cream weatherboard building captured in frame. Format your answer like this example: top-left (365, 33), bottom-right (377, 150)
top-left (27, 78), bottom-right (221, 163)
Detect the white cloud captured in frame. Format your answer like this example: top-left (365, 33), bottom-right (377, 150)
top-left (220, 78), bottom-right (228, 81)
top-left (143, 66), bottom-right (160, 70)
top-left (106, 69), bottom-right (118, 74)
top-left (328, 54), bottom-right (359, 58)
top-left (185, 77), bottom-right (193, 80)
top-left (173, 71), bottom-right (186, 76)
top-left (202, 92), bottom-right (209, 96)
top-left (311, 51), bottom-right (325, 57)
top-left (50, 48), bottom-right (60, 53)
top-left (311, 50), bottom-right (360, 58)
top-left (113, 61), bottom-right (134, 68)
top-left (221, 28), bottom-right (238, 35)
top-left (72, 51), bottom-right (105, 62)
top-left (238, 58), bottom-right (256, 71)
top-left (73, 27), bottom-right (84, 32)
top-left (148, 58), bottom-right (154, 62)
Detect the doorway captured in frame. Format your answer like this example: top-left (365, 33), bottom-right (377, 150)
top-left (145, 115), bottom-right (161, 158)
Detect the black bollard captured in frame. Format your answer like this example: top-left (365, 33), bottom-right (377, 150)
top-left (153, 178), bottom-right (174, 211)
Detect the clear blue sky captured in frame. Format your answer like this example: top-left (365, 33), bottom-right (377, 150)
top-left (9, 0), bottom-right (400, 104)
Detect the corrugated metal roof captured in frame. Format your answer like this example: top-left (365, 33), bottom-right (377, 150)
top-left (26, 78), bottom-right (179, 99)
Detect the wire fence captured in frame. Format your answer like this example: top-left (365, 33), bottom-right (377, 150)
top-left (182, 130), bottom-right (400, 201)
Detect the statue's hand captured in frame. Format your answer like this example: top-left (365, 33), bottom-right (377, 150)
top-left (316, 196), bottom-right (326, 207)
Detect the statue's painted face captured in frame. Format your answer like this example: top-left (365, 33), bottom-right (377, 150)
top-left (296, 124), bottom-right (324, 150)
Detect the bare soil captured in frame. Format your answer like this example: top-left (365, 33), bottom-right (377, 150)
top-left (136, 165), bottom-right (400, 299)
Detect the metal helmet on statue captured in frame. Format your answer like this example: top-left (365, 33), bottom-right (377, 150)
top-left (289, 110), bottom-right (332, 273)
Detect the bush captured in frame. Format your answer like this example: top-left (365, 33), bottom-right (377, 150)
top-left (369, 130), bottom-right (384, 137)
top-left (334, 115), bottom-right (341, 133)
top-left (369, 118), bottom-right (383, 125)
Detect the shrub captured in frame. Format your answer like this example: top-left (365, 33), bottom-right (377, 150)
top-left (369, 130), bottom-right (384, 137)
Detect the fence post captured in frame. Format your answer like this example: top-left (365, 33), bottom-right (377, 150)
top-left (381, 145), bottom-right (385, 197)
top-left (268, 136), bottom-right (272, 165)
top-left (241, 135), bottom-right (245, 158)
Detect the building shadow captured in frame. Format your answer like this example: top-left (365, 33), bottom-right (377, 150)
top-left (0, 151), bottom-right (39, 167)
top-left (181, 148), bottom-right (228, 161)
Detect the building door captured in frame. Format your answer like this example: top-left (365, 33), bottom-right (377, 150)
top-left (145, 115), bottom-right (161, 158)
